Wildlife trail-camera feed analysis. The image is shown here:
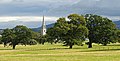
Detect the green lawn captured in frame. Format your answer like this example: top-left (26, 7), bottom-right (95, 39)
top-left (0, 43), bottom-right (120, 61)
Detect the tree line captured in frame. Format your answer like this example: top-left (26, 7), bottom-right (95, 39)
top-left (0, 14), bottom-right (120, 49)
top-left (47, 14), bottom-right (120, 48)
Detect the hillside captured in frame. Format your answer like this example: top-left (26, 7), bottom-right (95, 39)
top-left (32, 23), bottom-right (54, 32)
top-left (0, 29), bottom-right (3, 34)
top-left (32, 20), bottom-right (120, 32)
top-left (114, 20), bottom-right (120, 29)
top-left (0, 20), bottom-right (119, 33)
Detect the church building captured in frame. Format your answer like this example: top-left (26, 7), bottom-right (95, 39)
top-left (41, 16), bottom-right (46, 35)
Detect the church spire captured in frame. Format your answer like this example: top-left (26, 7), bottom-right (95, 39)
top-left (42, 15), bottom-right (45, 27)
top-left (41, 16), bottom-right (46, 35)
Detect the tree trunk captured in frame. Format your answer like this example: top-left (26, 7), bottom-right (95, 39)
top-left (103, 43), bottom-right (107, 46)
top-left (4, 45), bottom-right (6, 47)
top-left (50, 42), bottom-right (53, 44)
top-left (103, 40), bottom-right (107, 46)
top-left (88, 41), bottom-right (92, 48)
top-left (13, 44), bottom-right (16, 49)
top-left (42, 42), bottom-right (44, 45)
top-left (4, 43), bottom-right (7, 47)
top-left (69, 45), bottom-right (73, 49)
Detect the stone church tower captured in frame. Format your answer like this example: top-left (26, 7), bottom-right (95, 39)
top-left (41, 16), bottom-right (46, 35)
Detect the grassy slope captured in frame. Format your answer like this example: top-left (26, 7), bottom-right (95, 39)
top-left (0, 43), bottom-right (120, 61)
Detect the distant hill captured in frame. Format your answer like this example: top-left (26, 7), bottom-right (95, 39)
top-left (32, 23), bottom-right (55, 32)
top-left (114, 20), bottom-right (120, 29)
top-left (0, 29), bottom-right (3, 34)
top-left (0, 23), bottom-right (55, 33)
top-left (31, 21), bottom-right (120, 32)
top-left (0, 20), bottom-right (119, 33)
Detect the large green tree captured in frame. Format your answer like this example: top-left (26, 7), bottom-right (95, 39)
top-left (2, 25), bottom-right (34, 49)
top-left (84, 14), bottom-right (117, 48)
top-left (13, 25), bottom-right (33, 49)
top-left (1, 28), bottom-right (15, 47)
top-left (47, 14), bottom-right (88, 48)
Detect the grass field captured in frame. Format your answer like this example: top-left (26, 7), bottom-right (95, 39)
top-left (0, 43), bottom-right (120, 61)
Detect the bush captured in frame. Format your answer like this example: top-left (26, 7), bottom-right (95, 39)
top-left (28, 39), bottom-right (38, 45)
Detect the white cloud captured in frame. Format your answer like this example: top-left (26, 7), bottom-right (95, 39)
top-left (0, 16), bottom-right (59, 22)
top-left (0, 16), bottom-right (59, 29)
top-left (106, 16), bottom-right (120, 21)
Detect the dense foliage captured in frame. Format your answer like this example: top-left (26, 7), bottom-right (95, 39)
top-left (84, 14), bottom-right (118, 48)
top-left (47, 14), bottom-right (88, 48)
top-left (1, 25), bottom-right (36, 49)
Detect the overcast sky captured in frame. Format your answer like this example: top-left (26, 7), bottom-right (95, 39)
top-left (0, 0), bottom-right (120, 29)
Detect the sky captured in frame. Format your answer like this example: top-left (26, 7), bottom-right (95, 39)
top-left (0, 0), bottom-right (120, 29)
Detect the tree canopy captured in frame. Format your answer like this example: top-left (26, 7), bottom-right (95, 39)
top-left (84, 14), bottom-right (118, 48)
top-left (1, 25), bottom-right (35, 49)
top-left (47, 14), bottom-right (88, 48)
